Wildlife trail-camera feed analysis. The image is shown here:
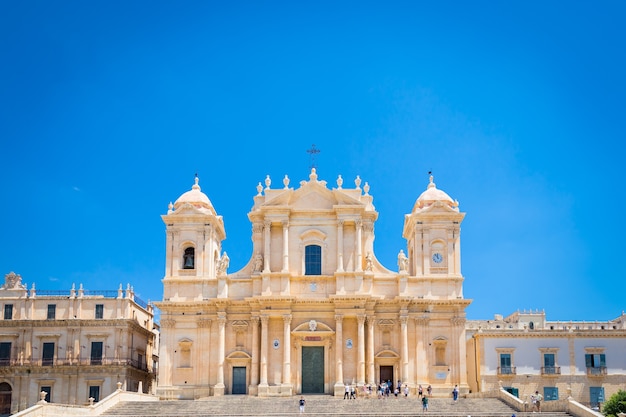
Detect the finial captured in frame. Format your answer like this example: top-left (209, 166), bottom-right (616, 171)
top-left (256, 182), bottom-right (263, 195)
top-left (428, 171), bottom-right (435, 189)
top-left (264, 175), bottom-right (271, 190)
top-left (283, 175), bottom-right (290, 189)
top-left (192, 175), bottom-right (200, 190)
top-left (336, 175), bottom-right (343, 189)
top-left (168, 202), bottom-right (173, 213)
top-left (309, 168), bottom-right (318, 181)
top-left (355, 175), bottom-right (362, 189)
top-left (363, 182), bottom-right (370, 195)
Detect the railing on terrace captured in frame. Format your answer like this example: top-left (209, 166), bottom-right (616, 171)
top-left (0, 356), bottom-right (151, 372)
top-left (586, 366), bottom-right (607, 376)
top-left (541, 366), bottom-right (561, 375)
top-left (497, 366), bottom-right (516, 375)
top-left (28, 290), bottom-right (150, 310)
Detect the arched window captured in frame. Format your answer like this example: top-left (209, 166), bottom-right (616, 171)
top-left (183, 247), bottom-right (195, 269)
top-left (305, 245), bottom-right (322, 275)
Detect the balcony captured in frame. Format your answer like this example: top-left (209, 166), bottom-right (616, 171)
top-left (541, 366), bottom-right (561, 376)
top-left (586, 366), bottom-right (607, 377)
top-left (0, 357), bottom-right (151, 372)
top-left (497, 366), bottom-right (516, 375)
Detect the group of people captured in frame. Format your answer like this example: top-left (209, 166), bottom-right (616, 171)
top-left (300, 382), bottom-right (463, 413)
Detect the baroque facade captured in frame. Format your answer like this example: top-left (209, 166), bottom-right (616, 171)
top-left (0, 272), bottom-right (157, 415)
top-left (156, 170), bottom-right (470, 399)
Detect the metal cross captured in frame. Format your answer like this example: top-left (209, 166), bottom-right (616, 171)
top-left (306, 144), bottom-right (321, 170)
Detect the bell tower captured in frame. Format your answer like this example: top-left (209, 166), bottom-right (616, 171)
top-left (161, 176), bottom-right (226, 289)
top-left (402, 174), bottom-right (465, 296)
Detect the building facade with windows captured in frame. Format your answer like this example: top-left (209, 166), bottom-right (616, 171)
top-left (156, 170), bottom-right (471, 399)
top-left (466, 310), bottom-right (626, 407)
top-left (0, 272), bottom-right (157, 415)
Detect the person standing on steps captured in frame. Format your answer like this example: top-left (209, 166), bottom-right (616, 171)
top-left (422, 395), bottom-right (429, 412)
top-left (453, 384), bottom-right (459, 403)
top-left (299, 396), bottom-right (306, 413)
top-left (427, 384), bottom-right (432, 397)
top-left (344, 383), bottom-right (350, 399)
top-left (418, 384), bottom-right (423, 398)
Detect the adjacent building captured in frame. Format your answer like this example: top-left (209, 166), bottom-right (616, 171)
top-left (466, 310), bottom-right (626, 407)
top-left (0, 272), bottom-right (157, 414)
top-left (156, 170), bottom-right (470, 399)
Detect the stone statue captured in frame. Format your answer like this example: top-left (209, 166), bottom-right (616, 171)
top-left (397, 250), bottom-right (408, 272)
top-left (365, 252), bottom-right (373, 272)
top-left (252, 252), bottom-right (263, 273)
top-left (217, 252), bottom-right (230, 275)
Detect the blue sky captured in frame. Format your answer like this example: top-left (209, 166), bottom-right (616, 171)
top-left (1, 1), bottom-right (624, 321)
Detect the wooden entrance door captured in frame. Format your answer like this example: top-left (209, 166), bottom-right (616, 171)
top-left (232, 367), bottom-right (246, 394)
top-left (301, 346), bottom-right (324, 393)
top-left (380, 365), bottom-right (393, 385)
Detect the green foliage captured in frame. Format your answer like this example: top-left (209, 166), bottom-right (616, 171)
top-left (603, 390), bottom-right (626, 417)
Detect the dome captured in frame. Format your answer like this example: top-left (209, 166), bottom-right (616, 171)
top-left (413, 175), bottom-right (458, 211)
top-left (173, 176), bottom-right (215, 212)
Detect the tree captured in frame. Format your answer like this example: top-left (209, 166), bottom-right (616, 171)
top-left (603, 390), bottom-right (626, 417)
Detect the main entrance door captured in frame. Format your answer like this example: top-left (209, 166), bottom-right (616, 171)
top-left (380, 365), bottom-right (393, 385)
top-left (232, 367), bottom-right (246, 394)
top-left (301, 346), bottom-right (324, 393)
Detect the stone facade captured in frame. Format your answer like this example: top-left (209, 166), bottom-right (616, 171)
top-left (0, 272), bottom-right (157, 414)
top-left (156, 170), bottom-right (470, 399)
top-left (466, 310), bottom-right (626, 407)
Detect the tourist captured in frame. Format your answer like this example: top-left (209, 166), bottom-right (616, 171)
top-left (418, 384), bottom-right (423, 398)
top-left (427, 384), bottom-right (432, 396)
top-left (453, 384), bottom-right (459, 402)
top-left (422, 395), bottom-right (429, 412)
top-left (299, 396), bottom-right (306, 413)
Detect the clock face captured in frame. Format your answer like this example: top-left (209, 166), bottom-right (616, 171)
top-left (432, 252), bottom-right (443, 264)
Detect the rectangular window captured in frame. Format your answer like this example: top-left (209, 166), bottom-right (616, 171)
top-left (41, 386), bottom-right (51, 403)
top-left (47, 304), bottom-right (56, 320)
top-left (90, 341), bottom-right (103, 365)
top-left (3, 304), bottom-right (13, 320)
top-left (590, 387), bottom-right (605, 408)
top-left (543, 353), bottom-right (559, 374)
top-left (585, 353), bottom-right (606, 375)
top-left (499, 353), bottom-right (513, 374)
top-left (42, 342), bottom-right (55, 366)
top-left (305, 245), bottom-right (322, 275)
top-left (88, 386), bottom-right (100, 402)
top-left (544, 387), bottom-right (558, 401)
top-left (0, 342), bottom-right (11, 366)
top-left (95, 304), bottom-right (104, 319)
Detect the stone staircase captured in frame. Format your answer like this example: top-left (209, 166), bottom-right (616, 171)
top-left (101, 396), bottom-right (573, 417)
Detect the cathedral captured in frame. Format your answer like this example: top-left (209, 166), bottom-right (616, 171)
top-left (155, 169), bottom-right (470, 399)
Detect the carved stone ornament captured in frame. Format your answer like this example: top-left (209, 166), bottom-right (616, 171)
top-left (2, 272), bottom-right (26, 290)
top-left (309, 320), bottom-right (317, 331)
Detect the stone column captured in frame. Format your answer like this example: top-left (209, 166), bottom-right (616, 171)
top-left (198, 319), bottom-right (212, 386)
top-left (250, 316), bottom-right (260, 390)
top-left (263, 221), bottom-right (271, 272)
top-left (259, 315), bottom-right (269, 386)
top-left (282, 315), bottom-right (292, 390)
top-left (400, 316), bottom-right (409, 384)
top-left (336, 220), bottom-right (344, 272)
top-left (367, 316), bottom-right (375, 385)
top-left (355, 220), bottom-right (363, 271)
top-left (414, 317), bottom-right (429, 384)
top-left (334, 314), bottom-right (344, 393)
top-left (281, 221), bottom-right (289, 272)
top-left (214, 313), bottom-right (226, 395)
top-left (357, 314), bottom-right (366, 385)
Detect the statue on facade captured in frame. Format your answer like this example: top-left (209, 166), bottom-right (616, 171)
top-left (217, 252), bottom-right (230, 275)
top-left (365, 252), bottom-right (373, 272)
top-left (397, 250), bottom-right (408, 273)
top-left (252, 252), bottom-right (263, 273)
top-left (2, 272), bottom-right (26, 290)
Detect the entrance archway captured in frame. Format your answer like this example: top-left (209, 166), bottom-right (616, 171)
top-left (0, 382), bottom-right (12, 416)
